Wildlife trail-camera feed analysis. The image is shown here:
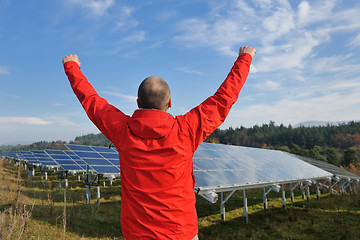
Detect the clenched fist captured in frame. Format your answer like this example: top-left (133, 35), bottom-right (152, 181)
top-left (239, 46), bottom-right (256, 58)
top-left (62, 54), bottom-right (81, 67)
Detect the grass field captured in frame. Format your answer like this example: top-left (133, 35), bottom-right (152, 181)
top-left (1, 158), bottom-right (359, 240)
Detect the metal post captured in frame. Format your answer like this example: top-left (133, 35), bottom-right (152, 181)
top-left (97, 186), bottom-right (101, 206)
top-left (316, 181), bottom-right (320, 199)
top-left (40, 166), bottom-right (44, 182)
top-left (86, 185), bottom-right (91, 204)
top-left (243, 190), bottom-right (248, 224)
top-left (59, 179), bottom-right (62, 190)
top-left (45, 171), bottom-right (48, 182)
top-left (78, 174), bottom-right (81, 182)
top-left (290, 183), bottom-right (294, 202)
top-left (301, 182), bottom-right (305, 199)
top-left (220, 192), bottom-right (225, 220)
top-left (65, 178), bottom-right (68, 189)
top-left (263, 187), bottom-right (267, 210)
top-left (282, 184), bottom-right (286, 210)
top-left (330, 180), bottom-right (333, 194)
top-left (32, 167), bottom-right (35, 177)
top-left (103, 177), bottom-right (106, 187)
top-left (306, 185), bottom-right (310, 203)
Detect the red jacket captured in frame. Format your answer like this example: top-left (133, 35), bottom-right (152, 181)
top-left (64, 53), bottom-right (252, 239)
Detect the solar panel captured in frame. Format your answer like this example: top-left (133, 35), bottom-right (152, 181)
top-left (30, 150), bottom-right (59, 168)
top-left (45, 149), bottom-right (87, 172)
top-left (290, 154), bottom-right (360, 179)
top-left (193, 142), bottom-right (333, 193)
top-left (65, 144), bottom-right (120, 175)
top-left (20, 151), bottom-right (41, 165)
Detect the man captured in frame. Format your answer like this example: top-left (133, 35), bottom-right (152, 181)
top-left (63, 46), bottom-right (256, 240)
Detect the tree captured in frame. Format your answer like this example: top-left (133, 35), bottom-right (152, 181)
top-left (326, 147), bottom-right (341, 166)
top-left (308, 145), bottom-right (326, 161)
top-left (342, 148), bottom-right (359, 166)
top-left (290, 144), bottom-right (307, 157)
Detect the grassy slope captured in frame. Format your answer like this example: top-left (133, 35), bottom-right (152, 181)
top-left (1, 159), bottom-right (359, 240)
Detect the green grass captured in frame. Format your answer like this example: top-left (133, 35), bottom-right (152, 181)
top-left (1, 158), bottom-right (359, 239)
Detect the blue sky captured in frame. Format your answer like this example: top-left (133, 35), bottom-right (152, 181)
top-left (1, 0), bottom-right (360, 145)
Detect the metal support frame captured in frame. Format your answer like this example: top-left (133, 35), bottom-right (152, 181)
top-left (85, 165), bottom-right (101, 205)
top-left (102, 174), bottom-right (116, 188)
top-left (220, 190), bottom-right (236, 220)
top-left (341, 179), bottom-right (352, 194)
top-left (243, 190), bottom-right (248, 224)
top-left (330, 177), bottom-right (341, 194)
top-left (263, 184), bottom-right (281, 209)
top-left (290, 182), bottom-right (301, 202)
top-left (40, 166), bottom-right (48, 182)
top-left (282, 184), bottom-right (286, 210)
top-left (301, 182), bottom-right (305, 200)
top-left (58, 170), bottom-right (68, 190)
top-left (302, 180), bottom-right (312, 203)
top-left (316, 180), bottom-right (321, 199)
top-left (27, 164), bottom-right (35, 177)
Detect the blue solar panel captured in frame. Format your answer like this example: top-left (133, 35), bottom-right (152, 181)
top-left (20, 151), bottom-right (40, 165)
top-left (91, 165), bottom-right (120, 174)
top-left (91, 146), bottom-right (116, 153)
top-left (45, 149), bottom-right (87, 172)
top-left (30, 151), bottom-right (59, 167)
top-left (76, 151), bottom-right (102, 158)
top-left (65, 144), bottom-right (120, 175)
top-left (99, 152), bottom-right (118, 159)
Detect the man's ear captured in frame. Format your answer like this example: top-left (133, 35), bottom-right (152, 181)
top-left (168, 98), bottom-right (172, 109)
top-left (137, 99), bottom-right (141, 109)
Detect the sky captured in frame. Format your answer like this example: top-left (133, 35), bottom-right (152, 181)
top-left (1, 0), bottom-right (360, 145)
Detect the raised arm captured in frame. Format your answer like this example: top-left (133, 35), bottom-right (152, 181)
top-left (63, 54), bottom-right (128, 143)
top-left (181, 46), bottom-right (256, 150)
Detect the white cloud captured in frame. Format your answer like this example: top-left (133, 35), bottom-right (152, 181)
top-left (113, 6), bottom-right (139, 31)
top-left (254, 80), bottom-right (280, 90)
top-left (311, 54), bottom-right (360, 75)
top-left (348, 33), bottom-right (360, 47)
top-left (0, 117), bottom-right (52, 126)
top-left (67, 0), bottom-right (115, 17)
top-left (177, 66), bottom-right (203, 76)
top-left (102, 91), bottom-right (137, 102)
top-left (121, 30), bottom-right (145, 43)
top-left (0, 66), bottom-right (9, 75)
top-left (174, 0), bottom-right (360, 74)
top-left (115, 19), bottom-right (139, 31)
top-left (223, 88), bottom-right (360, 128)
top-left (0, 116), bottom-right (77, 126)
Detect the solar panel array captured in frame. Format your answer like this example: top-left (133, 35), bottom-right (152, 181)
top-left (193, 142), bottom-right (333, 193)
top-left (289, 154), bottom-right (360, 179)
top-left (1, 143), bottom-right (359, 193)
top-left (65, 144), bottom-right (120, 176)
top-left (31, 150), bottom-right (58, 168)
top-left (45, 149), bottom-right (87, 172)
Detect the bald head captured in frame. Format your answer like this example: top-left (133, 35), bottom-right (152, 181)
top-left (137, 76), bottom-right (171, 112)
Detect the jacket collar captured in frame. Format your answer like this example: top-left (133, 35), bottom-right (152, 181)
top-left (128, 109), bottom-right (175, 139)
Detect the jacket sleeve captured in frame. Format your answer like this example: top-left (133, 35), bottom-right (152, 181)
top-left (182, 53), bottom-right (253, 151)
top-left (64, 61), bottom-right (128, 143)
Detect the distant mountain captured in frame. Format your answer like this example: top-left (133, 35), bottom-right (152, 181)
top-left (294, 120), bottom-right (356, 128)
